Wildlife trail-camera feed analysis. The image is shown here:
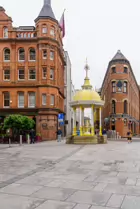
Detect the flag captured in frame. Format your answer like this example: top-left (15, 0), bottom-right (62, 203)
top-left (59, 10), bottom-right (65, 38)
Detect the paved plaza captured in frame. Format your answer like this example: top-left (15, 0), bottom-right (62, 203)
top-left (1, 140), bottom-right (140, 208)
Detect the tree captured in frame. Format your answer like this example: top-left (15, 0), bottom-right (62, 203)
top-left (4, 115), bottom-right (35, 138)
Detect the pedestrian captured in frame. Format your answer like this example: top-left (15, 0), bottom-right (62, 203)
top-left (102, 128), bottom-right (107, 135)
top-left (56, 127), bottom-right (62, 142)
top-left (127, 129), bottom-right (132, 143)
top-left (30, 129), bottom-right (35, 144)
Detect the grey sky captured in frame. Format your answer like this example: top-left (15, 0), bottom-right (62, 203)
top-left (1, 0), bottom-right (140, 89)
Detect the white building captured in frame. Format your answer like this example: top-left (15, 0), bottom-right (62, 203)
top-left (64, 51), bottom-right (75, 136)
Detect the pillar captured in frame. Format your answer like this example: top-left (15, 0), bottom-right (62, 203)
top-left (82, 107), bottom-right (84, 134)
top-left (73, 107), bottom-right (77, 136)
top-left (91, 105), bottom-right (95, 136)
top-left (79, 106), bottom-right (83, 136)
top-left (99, 107), bottom-right (102, 136)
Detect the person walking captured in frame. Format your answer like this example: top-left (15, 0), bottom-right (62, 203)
top-left (30, 129), bottom-right (35, 144)
top-left (127, 129), bottom-right (132, 143)
top-left (56, 127), bottom-right (62, 142)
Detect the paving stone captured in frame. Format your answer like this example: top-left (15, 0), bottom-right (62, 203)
top-left (126, 178), bottom-right (137, 186)
top-left (36, 200), bottom-right (76, 209)
top-left (93, 182), bottom-right (108, 191)
top-left (104, 183), bottom-right (140, 196)
top-left (90, 206), bottom-right (113, 209)
top-left (121, 195), bottom-right (140, 209)
top-left (95, 175), bottom-right (127, 184)
top-left (60, 180), bottom-right (95, 190)
top-left (31, 186), bottom-right (75, 201)
top-left (17, 175), bottom-right (53, 186)
top-left (67, 190), bottom-right (111, 206)
top-left (0, 173), bottom-right (16, 182)
top-left (107, 194), bottom-right (124, 208)
top-left (0, 193), bottom-right (44, 209)
top-left (136, 179), bottom-right (140, 186)
top-left (73, 204), bottom-right (91, 209)
top-left (0, 183), bottom-right (42, 196)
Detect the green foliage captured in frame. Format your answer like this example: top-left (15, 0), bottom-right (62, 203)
top-left (4, 115), bottom-right (35, 133)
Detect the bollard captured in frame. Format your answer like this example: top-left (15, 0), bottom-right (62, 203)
top-left (27, 135), bottom-right (30, 144)
top-left (20, 135), bottom-right (22, 146)
top-left (9, 138), bottom-right (11, 148)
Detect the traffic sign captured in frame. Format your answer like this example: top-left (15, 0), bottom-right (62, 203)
top-left (58, 113), bottom-right (64, 122)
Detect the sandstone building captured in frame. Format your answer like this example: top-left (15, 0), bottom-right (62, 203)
top-left (101, 50), bottom-right (139, 137)
top-left (0, 0), bottom-right (65, 140)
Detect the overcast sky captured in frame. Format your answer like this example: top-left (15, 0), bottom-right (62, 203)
top-left (1, 0), bottom-right (140, 89)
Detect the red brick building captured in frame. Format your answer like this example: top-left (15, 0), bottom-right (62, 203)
top-left (0, 0), bottom-right (65, 140)
top-left (101, 50), bottom-right (140, 137)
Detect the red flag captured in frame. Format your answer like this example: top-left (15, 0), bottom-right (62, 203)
top-left (59, 10), bottom-right (65, 38)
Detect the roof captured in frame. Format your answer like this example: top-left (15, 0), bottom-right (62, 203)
top-left (73, 90), bottom-right (102, 102)
top-left (0, 6), bottom-right (5, 11)
top-left (35, 0), bottom-right (56, 23)
top-left (112, 50), bottom-right (127, 61)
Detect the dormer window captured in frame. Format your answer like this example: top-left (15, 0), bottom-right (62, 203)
top-left (124, 67), bottom-right (128, 73)
top-left (42, 25), bottom-right (47, 34)
top-left (3, 27), bottom-right (8, 38)
top-left (112, 67), bottom-right (116, 73)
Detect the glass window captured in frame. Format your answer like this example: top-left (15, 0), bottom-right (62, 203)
top-left (29, 48), bottom-right (36, 61)
top-left (112, 67), bottom-right (116, 73)
top-left (124, 118), bottom-right (127, 126)
top-left (18, 48), bottom-right (25, 61)
top-left (3, 92), bottom-right (10, 108)
top-left (43, 50), bottom-right (47, 59)
top-left (42, 67), bottom-right (47, 79)
top-left (50, 27), bottom-right (55, 36)
top-left (4, 69), bottom-right (10, 81)
top-left (3, 27), bottom-right (8, 38)
top-left (29, 69), bottom-right (36, 80)
top-left (18, 69), bottom-right (25, 80)
top-left (42, 26), bottom-right (47, 34)
top-left (123, 82), bottom-right (127, 93)
top-left (124, 67), bottom-right (128, 73)
top-left (18, 92), bottom-right (24, 108)
top-left (50, 51), bottom-right (54, 60)
top-left (124, 100), bottom-right (127, 114)
top-left (50, 68), bottom-right (54, 80)
top-left (28, 92), bottom-right (35, 108)
top-left (4, 48), bottom-right (10, 61)
top-left (112, 100), bottom-right (116, 114)
top-left (50, 95), bottom-right (55, 106)
top-left (28, 33), bottom-right (31, 38)
top-left (42, 94), bottom-right (47, 106)
top-left (24, 33), bottom-right (26, 38)
top-left (112, 81), bottom-right (116, 92)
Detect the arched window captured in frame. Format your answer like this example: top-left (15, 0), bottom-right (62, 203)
top-left (112, 81), bottom-right (116, 93)
top-left (42, 25), bottom-right (47, 34)
top-left (123, 81), bottom-right (127, 93)
top-left (112, 100), bottom-right (116, 114)
top-left (50, 26), bottom-right (55, 36)
top-left (29, 48), bottom-right (36, 61)
top-left (124, 100), bottom-right (128, 114)
top-left (18, 48), bottom-right (25, 61)
top-left (3, 27), bottom-right (8, 38)
top-left (4, 48), bottom-right (10, 61)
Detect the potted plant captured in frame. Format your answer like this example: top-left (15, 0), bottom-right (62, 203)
top-left (36, 133), bottom-right (42, 142)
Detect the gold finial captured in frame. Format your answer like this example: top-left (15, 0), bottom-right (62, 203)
top-left (85, 58), bottom-right (89, 78)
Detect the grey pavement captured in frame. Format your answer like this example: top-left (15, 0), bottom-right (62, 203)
top-left (1, 140), bottom-right (140, 208)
